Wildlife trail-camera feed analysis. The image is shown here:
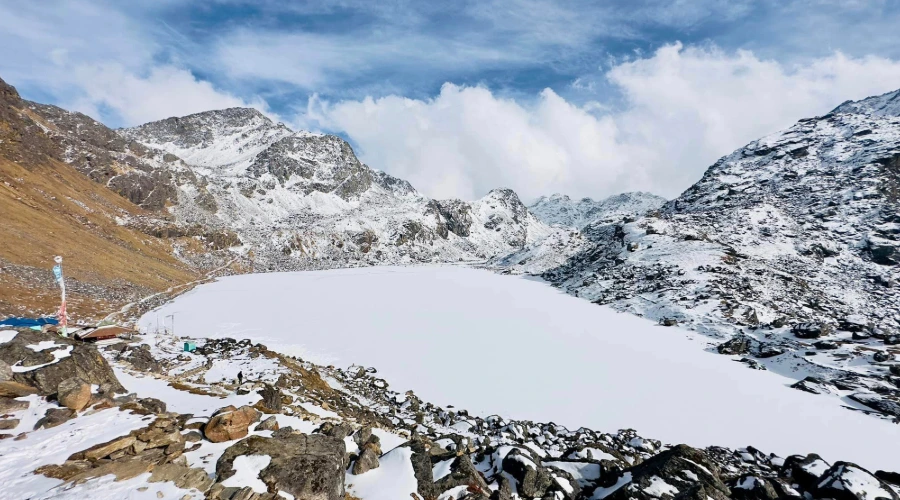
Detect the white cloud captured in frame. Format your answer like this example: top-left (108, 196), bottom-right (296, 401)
top-left (66, 64), bottom-right (255, 126)
top-left (307, 43), bottom-right (900, 201)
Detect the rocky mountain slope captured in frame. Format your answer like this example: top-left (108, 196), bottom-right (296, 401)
top-left (541, 88), bottom-right (900, 422)
top-left (529, 192), bottom-right (667, 229)
top-left (0, 77), bottom-right (200, 320)
top-left (0, 75), bottom-right (570, 319)
top-left (1, 325), bottom-right (897, 499)
top-left (119, 109), bottom-right (559, 272)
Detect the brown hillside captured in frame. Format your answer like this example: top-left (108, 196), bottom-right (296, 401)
top-left (0, 77), bottom-right (198, 320)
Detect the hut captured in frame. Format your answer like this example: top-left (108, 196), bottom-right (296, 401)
top-left (75, 325), bottom-right (134, 342)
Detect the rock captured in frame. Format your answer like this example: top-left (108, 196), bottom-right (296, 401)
top-left (83, 435), bottom-right (137, 460)
top-left (137, 427), bottom-right (184, 450)
top-left (0, 380), bottom-right (38, 398)
top-left (205, 406), bottom-right (261, 443)
top-left (435, 453), bottom-right (490, 494)
top-left (123, 344), bottom-right (164, 373)
top-left (65, 456), bottom-right (155, 483)
top-left (255, 416), bottom-right (279, 431)
top-left (184, 431), bottom-right (203, 443)
top-left (0, 418), bottom-right (19, 430)
top-left (353, 425), bottom-right (373, 447)
top-left (315, 421), bottom-right (353, 440)
top-left (874, 351), bottom-right (894, 362)
top-left (34, 407), bottom-right (76, 430)
top-left (257, 384), bottom-right (282, 412)
top-left (149, 463), bottom-right (215, 492)
top-left (728, 475), bottom-right (779, 500)
top-left (790, 377), bottom-right (834, 395)
top-left (0, 360), bottom-right (11, 381)
top-left (216, 433), bottom-right (345, 500)
top-left (35, 460), bottom-right (93, 481)
top-left (660, 318), bottom-right (678, 327)
top-left (604, 444), bottom-right (730, 500)
top-left (130, 397), bottom-right (167, 415)
top-left (405, 437), bottom-right (437, 499)
top-left (814, 340), bottom-right (839, 350)
top-left (501, 448), bottom-right (553, 498)
top-left (0, 396), bottom-right (28, 412)
top-left (780, 454), bottom-right (830, 492)
top-left (853, 331), bottom-right (872, 340)
top-left (792, 323), bottom-right (831, 339)
top-left (57, 378), bottom-right (91, 411)
top-left (848, 393), bottom-right (900, 418)
top-left (352, 446), bottom-right (380, 475)
top-left (717, 335), bottom-right (751, 355)
top-left (891, 365), bottom-right (900, 377)
top-left (816, 462), bottom-right (898, 500)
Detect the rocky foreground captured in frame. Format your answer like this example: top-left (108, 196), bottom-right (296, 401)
top-left (0, 328), bottom-right (897, 500)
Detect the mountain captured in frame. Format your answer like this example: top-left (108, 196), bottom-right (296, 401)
top-left (530, 191), bottom-right (667, 229)
top-left (119, 108), bottom-right (560, 271)
top-left (542, 89), bottom-right (900, 419)
top-left (0, 77), bottom-right (198, 319)
top-left (0, 76), bottom-right (568, 318)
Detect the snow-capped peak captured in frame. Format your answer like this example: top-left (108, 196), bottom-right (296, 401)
top-left (530, 191), bottom-right (667, 229)
top-left (831, 87), bottom-right (900, 117)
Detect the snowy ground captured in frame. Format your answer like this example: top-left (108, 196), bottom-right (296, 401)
top-left (138, 266), bottom-right (900, 471)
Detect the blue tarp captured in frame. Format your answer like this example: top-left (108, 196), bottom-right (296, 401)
top-left (0, 317), bottom-right (59, 327)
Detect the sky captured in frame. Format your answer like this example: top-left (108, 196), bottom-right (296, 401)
top-left (3, 0), bottom-right (900, 201)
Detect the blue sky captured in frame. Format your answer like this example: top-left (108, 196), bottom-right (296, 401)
top-left (3, 0), bottom-right (900, 200)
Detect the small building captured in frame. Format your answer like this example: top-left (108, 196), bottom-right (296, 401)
top-left (75, 325), bottom-right (134, 342)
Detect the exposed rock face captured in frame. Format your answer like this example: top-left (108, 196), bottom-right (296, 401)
top-left (204, 405), bottom-right (261, 443)
top-left (816, 462), bottom-right (898, 500)
top-left (0, 330), bottom-right (124, 396)
top-left (215, 434), bottom-right (345, 500)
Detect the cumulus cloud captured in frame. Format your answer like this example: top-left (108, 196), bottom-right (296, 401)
top-left (307, 43), bottom-right (900, 201)
top-left (66, 64), bottom-right (254, 126)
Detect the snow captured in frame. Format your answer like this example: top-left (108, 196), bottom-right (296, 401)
top-left (11, 345), bottom-right (73, 372)
top-left (27, 341), bottom-right (62, 351)
top-left (0, 330), bottom-right (17, 343)
top-left (221, 455), bottom-right (271, 493)
top-left (139, 266), bottom-right (900, 471)
top-left (644, 476), bottom-right (680, 497)
top-left (346, 446), bottom-right (418, 500)
top-left (0, 397), bottom-right (148, 499)
top-left (114, 367), bottom-right (260, 416)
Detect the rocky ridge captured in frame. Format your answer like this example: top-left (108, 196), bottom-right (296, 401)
top-left (1, 326), bottom-right (897, 499)
top-left (539, 89), bottom-right (900, 423)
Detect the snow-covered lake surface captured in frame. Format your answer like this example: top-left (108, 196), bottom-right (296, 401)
top-left (139, 266), bottom-right (900, 471)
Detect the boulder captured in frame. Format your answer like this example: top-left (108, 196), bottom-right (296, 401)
top-left (57, 378), bottom-right (91, 411)
top-left (0, 331), bottom-right (125, 396)
top-left (205, 406), bottom-right (261, 443)
top-left (435, 453), bottom-right (490, 494)
top-left (603, 444), bottom-right (730, 500)
top-left (257, 384), bottom-right (282, 413)
top-left (315, 421), bottom-right (353, 440)
top-left (255, 416), bottom-right (279, 432)
top-left (792, 323), bottom-right (831, 339)
top-left (0, 380), bottom-right (38, 398)
top-left (501, 448), bottom-right (553, 498)
top-left (34, 408), bottom-right (76, 430)
top-left (352, 446), bottom-right (380, 475)
top-left (717, 335), bottom-right (751, 355)
top-left (874, 351), bottom-right (894, 362)
top-left (780, 454), bottom-right (830, 492)
top-left (0, 360), bottom-right (11, 381)
top-left (149, 463), bottom-right (215, 492)
top-left (215, 433), bottom-right (345, 500)
top-left (728, 475), bottom-right (779, 500)
top-left (0, 418), bottom-right (19, 430)
top-left (816, 462), bottom-right (898, 500)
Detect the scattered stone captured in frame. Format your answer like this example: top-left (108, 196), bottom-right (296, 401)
top-left (874, 351), bottom-right (894, 362)
top-left (717, 335), bottom-right (751, 355)
top-left (792, 323), bottom-right (831, 339)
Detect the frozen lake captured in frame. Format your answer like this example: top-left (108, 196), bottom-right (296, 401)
top-left (139, 265), bottom-right (900, 471)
